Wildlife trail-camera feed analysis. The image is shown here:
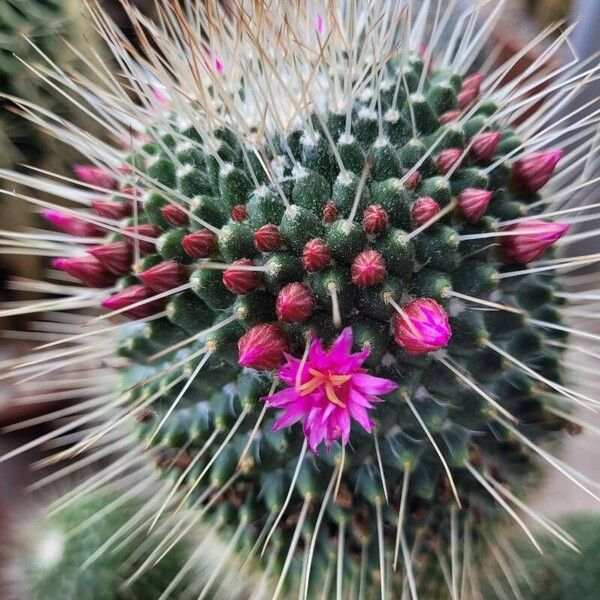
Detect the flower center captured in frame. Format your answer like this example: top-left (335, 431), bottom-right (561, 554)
top-left (298, 368), bottom-right (351, 407)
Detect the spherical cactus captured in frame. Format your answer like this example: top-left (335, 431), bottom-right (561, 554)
top-left (3, 1), bottom-right (599, 598)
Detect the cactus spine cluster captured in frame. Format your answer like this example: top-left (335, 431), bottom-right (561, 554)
top-left (2, 1), bottom-right (598, 598)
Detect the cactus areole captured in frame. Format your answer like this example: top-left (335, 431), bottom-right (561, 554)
top-left (17, 1), bottom-right (590, 597)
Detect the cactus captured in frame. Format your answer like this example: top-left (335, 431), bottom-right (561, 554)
top-left (2, 1), bottom-right (599, 598)
top-left (14, 490), bottom-right (193, 600)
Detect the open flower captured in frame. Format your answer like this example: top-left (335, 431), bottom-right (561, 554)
top-left (264, 327), bottom-right (397, 452)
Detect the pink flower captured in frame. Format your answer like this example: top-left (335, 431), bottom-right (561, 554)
top-left (393, 298), bottom-right (451, 355)
top-left (512, 149), bottom-right (564, 193)
top-left (265, 327), bottom-right (397, 452)
top-left (501, 219), bottom-right (569, 263)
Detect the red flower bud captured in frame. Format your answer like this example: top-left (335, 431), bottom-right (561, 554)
top-left (501, 220), bottom-right (569, 264)
top-left (231, 204), bottom-right (248, 222)
top-left (91, 200), bottom-right (131, 220)
top-left (471, 132), bottom-right (501, 163)
top-left (512, 149), bottom-right (564, 193)
top-left (322, 200), bottom-right (338, 223)
top-left (351, 250), bottom-right (386, 287)
top-left (457, 188), bottom-right (492, 223)
top-left (161, 204), bottom-right (189, 226)
top-left (302, 238), bottom-right (331, 272)
top-left (437, 148), bottom-right (462, 174)
top-left (73, 165), bottom-right (117, 189)
top-left (123, 224), bottom-right (161, 254)
top-left (182, 230), bottom-right (216, 258)
top-left (276, 282), bottom-right (315, 322)
top-left (52, 256), bottom-right (116, 288)
top-left (439, 110), bottom-right (460, 124)
top-left (238, 323), bottom-right (287, 370)
top-left (412, 197), bottom-right (440, 227)
top-left (138, 260), bottom-right (188, 292)
top-left (404, 170), bottom-right (422, 190)
top-left (254, 224), bottom-right (281, 252)
top-left (393, 298), bottom-right (451, 355)
top-left (223, 259), bottom-right (259, 294)
top-left (363, 204), bottom-right (389, 234)
top-left (88, 242), bottom-right (132, 275)
top-left (42, 210), bottom-right (103, 237)
top-left (101, 284), bottom-right (164, 319)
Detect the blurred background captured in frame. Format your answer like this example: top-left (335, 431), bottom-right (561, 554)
top-left (0, 0), bottom-right (599, 597)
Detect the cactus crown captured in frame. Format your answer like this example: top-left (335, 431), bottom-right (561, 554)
top-left (2, 1), bottom-right (599, 598)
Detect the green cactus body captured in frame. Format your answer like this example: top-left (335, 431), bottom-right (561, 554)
top-left (2, 1), bottom-right (596, 598)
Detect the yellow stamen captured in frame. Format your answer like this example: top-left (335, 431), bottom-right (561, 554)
top-left (325, 383), bottom-right (347, 408)
top-left (297, 368), bottom-right (349, 408)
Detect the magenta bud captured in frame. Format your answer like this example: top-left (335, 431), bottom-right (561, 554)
top-left (501, 220), bottom-right (569, 264)
top-left (457, 188), bottom-right (493, 223)
top-left (351, 250), bottom-right (386, 287)
top-left (52, 255), bottom-right (116, 288)
top-left (439, 110), bottom-right (460, 124)
top-left (91, 199), bottom-right (131, 220)
top-left (412, 196), bottom-right (440, 227)
top-left (393, 298), bottom-right (452, 355)
top-left (123, 224), bottom-right (161, 254)
top-left (42, 210), bottom-right (103, 237)
top-left (512, 149), bottom-right (564, 193)
top-left (436, 148), bottom-right (462, 174)
top-left (88, 242), bottom-right (132, 275)
top-left (101, 284), bottom-right (163, 319)
top-left (73, 165), bottom-right (117, 189)
top-left (238, 324), bottom-right (287, 370)
top-left (182, 230), bottom-right (216, 258)
top-left (471, 131), bottom-right (501, 163)
top-left (160, 204), bottom-right (189, 226)
top-left (138, 260), bottom-right (188, 292)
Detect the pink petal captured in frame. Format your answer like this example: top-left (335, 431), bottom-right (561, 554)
top-left (351, 373), bottom-right (398, 395)
top-left (328, 327), bottom-right (353, 362)
top-left (347, 402), bottom-right (373, 432)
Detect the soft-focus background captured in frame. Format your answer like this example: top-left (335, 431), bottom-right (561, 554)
top-left (0, 0), bottom-right (598, 596)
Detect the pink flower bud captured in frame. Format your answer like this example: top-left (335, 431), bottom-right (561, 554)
top-left (412, 196), bottom-right (440, 227)
top-left (461, 72), bottom-right (482, 94)
top-left (457, 87), bottom-right (478, 109)
top-left (471, 131), bottom-right (501, 163)
top-left (302, 238), bottom-right (331, 272)
top-left (457, 188), bottom-right (492, 223)
top-left (123, 224), bottom-right (160, 254)
top-left (393, 298), bottom-right (451, 355)
top-left (138, 261), bottom-right (188, 292)
top-left (437, 148), bottom-right (462, 174)
top-left (512, 149), bottom-right (564, 193)
top-left (231, 204), bottom-right (248, 223)
top-left (223, 259), bottom-right (258, 294)
top-left (439, 110), bottom-right (460, 124)
top-left (363, 204), bottom-right (389, 234)
top-left (91, 199), bottom-right (131, 220)
top-left (161, 204), bottom-right (189, 226)
top-left (404, 170), bottom-right (422, 190)
top-left (276, 282), bottom-right (315, 322)
top-left (182, 230), bottom-right (216, 258)
top-left (73, 165), bottom-right (117, 189)
top-left (254, 224), bottom-right (281, 252)
top-left (101, 284), bottom-right (164, 319)
top-left (42, 210), bottom-right (103, 237)
top-left (52, 256), bottom-right (116, 288)
top-left (351, 250), bottom-right (386, 287)
top-left (322, 200), bottom-right (338, 223)
top-left (88, 242), bottom-right (132, 275)
top-left (501, 220), bottom-right (569, 264)
top-left (238, 323), bottom-right (287, 370)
